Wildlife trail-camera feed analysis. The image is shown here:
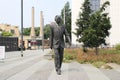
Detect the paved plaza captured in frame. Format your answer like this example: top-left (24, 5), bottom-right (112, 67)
top-left (0, 49), bottom-right (120, 80)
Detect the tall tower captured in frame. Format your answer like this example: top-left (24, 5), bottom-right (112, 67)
top-left (30, 7), bottom-right (35, 38)
top-left (39, 11), bottom-right (44, 50)
top-left (39, 11), bottom-right (44, 39)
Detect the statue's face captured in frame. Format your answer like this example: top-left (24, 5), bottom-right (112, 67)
top-left (55, 15), bottom-right (61, 24)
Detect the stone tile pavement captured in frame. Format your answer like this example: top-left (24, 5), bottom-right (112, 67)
top-left (0, 49), bottom-right (120, 80)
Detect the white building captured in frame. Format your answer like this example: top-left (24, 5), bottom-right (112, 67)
top-left (72, 0), bottom-right (84, 46)
top-left (72, 0), bottom-right (120, 47)
top-left (109, 0), bottom-right (120, 46)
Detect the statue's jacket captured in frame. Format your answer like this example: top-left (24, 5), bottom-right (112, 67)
top-left (50, 22), bottom-right (70, 49)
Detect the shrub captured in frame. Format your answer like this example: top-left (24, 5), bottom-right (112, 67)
top-left (64, 48), bottom-right (120, 65)
top-left (92, 61), bottom-right (106, 68)
top-left (115, 44), bottom-right (120, 50)
top-left (2, 31), bottom-right (13, 36)
top-left (64, 54), bottom-right (74, 60)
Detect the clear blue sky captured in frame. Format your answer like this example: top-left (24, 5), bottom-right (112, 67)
top-left (0, 0), bottom-right (71, 28)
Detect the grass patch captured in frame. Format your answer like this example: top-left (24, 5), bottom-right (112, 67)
top-left (48, 48), bottom-right (120, 66)
top-left (63, 48), bottom-right (79, 62)
top-left (115, 44), bottom-right (120, 50)
top-left (99, 48), bottom-right (120, 54)
top-left (92, 61), bottom-right (106, 68)
top-left (64, 48), bottom-right (120, 65)
top-left (92, 61), bottom-right (113, 69)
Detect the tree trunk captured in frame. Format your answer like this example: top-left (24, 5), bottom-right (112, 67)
top-left (83, 47), bottom-right (87, 53)
top-left (95, 47), bottom-right (99, 55)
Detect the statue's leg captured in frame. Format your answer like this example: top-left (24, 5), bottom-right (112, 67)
top-left (59, 47), bottom-right (64, 68)
top-left (54, 48), bottom-right (59, 71)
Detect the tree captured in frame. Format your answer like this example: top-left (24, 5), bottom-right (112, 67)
top-left (23, 28), bottom-right (30, 36)
top-left (35, 27), bottom-right (40, 36)
top-left (2, 31), bottom-right (13, 36)
top-left (0, 29), bottom-right (3, 36)
top-left (0, 29), bottom-right (2, 31)
top-left (22, 24), bottom-right (50, 39)
top-left (23, 27), bottom-right (40, 36)
top-left (44, 24), bottom-right (50, 39)
top-left (75, 0), bottom-right (92, 51)
top-left (75, 1), bottom-right (111, 55)
top-left (85, 1), bottom-right (111, 55)
top-left (61, 2), bottom-right (71, 38)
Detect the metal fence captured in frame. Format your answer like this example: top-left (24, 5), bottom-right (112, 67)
top-left (0, 37), bottom-right (18, 51)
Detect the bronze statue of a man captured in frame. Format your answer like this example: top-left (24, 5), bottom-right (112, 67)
top-left (50, 15), bottom-right (71, 75)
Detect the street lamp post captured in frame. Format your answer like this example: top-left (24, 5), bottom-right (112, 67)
top-left (0, 31), bottom-right (2, 36)
top-left (64, 7), bottom-right (65, 24)
top-left (21, 0), bottom-right (23, 57)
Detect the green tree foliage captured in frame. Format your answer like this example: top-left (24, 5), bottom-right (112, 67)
top-left (84, 1), bottom-right (111, 55)
top-left (0, 29), bottom-right (2, 31)
top-left (75, 0), bottom-right (111, 55)
top-left (75, 0), bottom-right (92, 38)
top-left (75, 0), bottom-right (92, 52)
top-left (23, 25), bottom-right (50, 39)
top-left (2, 31), bottom-right (13, 36)
top-left (35, 27), bottom-right (40, 36)
top-left (61, 2), bottom-right (71, 38)
top-left (44, 24), bottom-right (50, 39)
top-left (23, 27), bottom-right (40, 36)
top-left (23, 28), bottom-right (30, 36)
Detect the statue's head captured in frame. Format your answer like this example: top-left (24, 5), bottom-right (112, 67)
top-left (55, 15), bottom-right (62, 24)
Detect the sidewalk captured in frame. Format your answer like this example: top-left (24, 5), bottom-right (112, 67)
top-left (0, 49), bottom-right (120, 80)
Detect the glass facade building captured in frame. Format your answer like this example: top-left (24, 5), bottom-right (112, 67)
top-left (89, 0), bottom-right (100, 12)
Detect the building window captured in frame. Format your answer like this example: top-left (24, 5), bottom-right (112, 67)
top-left (11, 30), bottom-right (15, 34)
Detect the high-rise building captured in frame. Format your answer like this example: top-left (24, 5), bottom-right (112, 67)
top-left (72, 0), bottom-right (120, 47)
top-left (89, 0), bottom-right (100, 12)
